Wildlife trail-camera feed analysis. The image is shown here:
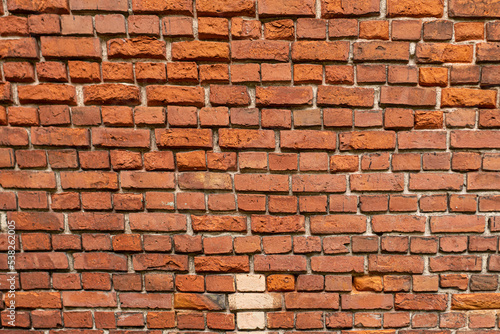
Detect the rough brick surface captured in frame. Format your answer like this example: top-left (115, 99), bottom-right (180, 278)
top-left (1, 0), bottom-right (500, 332)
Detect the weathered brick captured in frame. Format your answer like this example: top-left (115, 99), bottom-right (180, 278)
top-left (380, 87), bottom-right (436, 107)
top-left (430, 255), bottom-right (482, 272)
top-left (0, 171), bottom-right (56, 189)
top-left (310, 215), bottom-right (367, 234)
top-left (132, 0), bottom-right (192, 14)
top-left (351, 174), bottom-right (404, 192)
top-left (156, 128), bottom-right (212, 148)
top-left (147, 85), bottom-right (204, 107)
top-left (387, 0), bottom-right (444, 17)
top-left (281, 130), bottom-right (336, 150)
top-left (83, 84), bottom-right (140, 105)
top-left (292, 41), bottom-right (349, 61)
top-left (195, 256), bottom-right (249, 272)
top-left (430, 216), bottom-right (485, 233)
top-left (235, 174), bottom-right (289, 192)
top-left (133, 254), bottom-right (188, 271)
top-left (68, 213), bottom-right (124, 231)
top-left (16, 253), bottom-right (69, 270)
top-left (342, 294), bottom-right (393, 310)
top-left (209, 85), bottom-right (250, 106)
top-left (452, 293), bottom-right (500, 309)
top-left (92, 128), bottom-right (150, 148)
top-left (369, 255), bottom-right (424, 273)
top-left (311, 256), bottom-right (364, 273)
top-left (18, 84), bottom-right (76, 105)
top-left (416, 43), bottom-right (474, 63)
top-left (441, 88), bottom-right (497, 108)
top-left (372, 215), bottom-right (426, 233)
top-left (41, 37), bottom-right (100, 59)
top-left (340, 131), bottom-right (396, 150)
top-left (398, 131), bottom-right (447, 149)
top-left (285, 292), bottom-right (339, 309)
top-left (32, 127), bottom-right (89, 147)
top-left (251, 215), bottom-right (305, 233)
top-left (449, 0), bottom-right (500, 17)
top-left (256, 86), bottom-right (313, 106)
top-left (60, 171), bottom-right (118, 190)
top-left (232, 40), bottom-right (289, 62)
top-left (8, 212), bottom-right (63, 231)
top-left (395, 294), bottom-right (447, 311)
top-left (0, 38), bottom-right (38, 59)
top-left (62, 291), bottom-right (117, 307)
top-left (354, 42), bottom-right (410, 61)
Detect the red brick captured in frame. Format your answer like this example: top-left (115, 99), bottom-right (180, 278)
top-left (172, 40), bottom-right (229, 61)
top-left (28, 14), bottom-right (61, 34)
top-left (232, 40), bottom-right (289, 61)
top-left (231, 17), bottom-right (261, 39)
top-left (128, 15), bottom-right (160, 35)
top-left (60, 171), bottom-right (118, 190)
top-left (4, 62), bottom-right (34, 82)
top-left (311, 215), bottom-right (367, 234)
top-left (41, 36), bottom-right (100, 59)
top-left (102, 62), bottom-right (133, 83)
top-left (322, 0), bottom-right (380, 17)
top-left (342, 294), bottom-right (393, 310)
top-left (416, 43), bottom-right (474, 63)
top-left (442, 88), bottom-right (497, 108)
top-left (84, 84), bottom-right (140, 105)
top-left (92, 128), bottom-right (150, 148)
top-left (318, 86), bottom-right (375, 107)
top-left (409, 173), bottom-right (463, 191)
top-left (268, 22), bottom-right (294, 42)
top-left (0, 170), bottom-right (56, 189)
top-left (381, 86), bottom-right (437, 107)
top-left (360, 20), bottom-right (389, 40)
top-left (292, 41), bottom-right (349, 62)
top-left (297, 18), bottom-right (327, 39)
top-left (107, 37), bottom-right (165, 59)
top-left (392, 20), bottom-right (422, 40)
top-left (256, 86), bottom-right (313, 107)
top-left (312, 256), bottom-right (364, 273)
top-left (398, 131), bottom-right (447, 149)
top-left (285, 292), bottom-right (339, 309)
top-left (423, 20), bottom-right (453, 41)
top-left (430, 255), bottom-right (482, 272)
top-left (162, 17), bottom-right (193, 37)
top-left (351, 174), bottom-right (404, 192)
top-left (281, 130), bottom-right (335, 150)
top-left (395, 294), bottom-right (447, 311)
top-left (388, 0), bottom-right (444, 17)
top-left (372, 215), bottom-right (425, 233)
top-left (354, 41), bottom-right (410, 61)
top-left (95, 14), bottom-right (126, 35)
top-left (129, 213), bottom-right (185, 232)
top-left (329, 18), bottom-right (358, 38)
top-left (0, 38), bottom-right (37, 59)
top-left (325, 65), bottom-right (353, 85)
top-left (210, 85), bottom-right (250, 106)
top-left (147, 85), bottom-right (204, 107)
top-left (369, 255), bottom-right (424, 274)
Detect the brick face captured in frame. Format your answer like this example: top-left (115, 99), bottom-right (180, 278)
top-left (1, 0), bottom-right (500, 331)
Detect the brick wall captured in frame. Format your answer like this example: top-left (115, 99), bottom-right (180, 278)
top-left (1, 0), bottom-right (500, 332)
